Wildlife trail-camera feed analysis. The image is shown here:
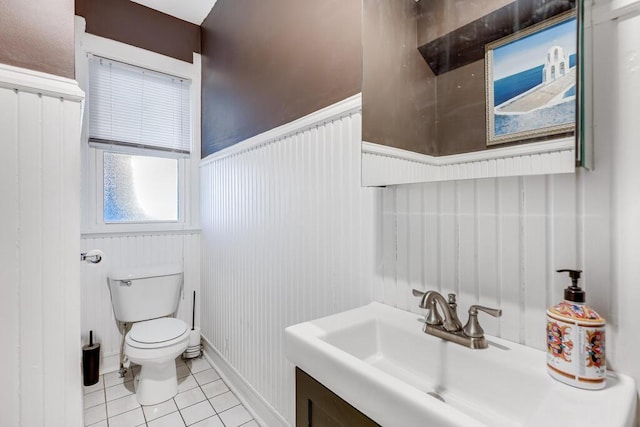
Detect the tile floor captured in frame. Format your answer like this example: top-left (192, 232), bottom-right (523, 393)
top-left (83, 357), bottom-right (260, 427)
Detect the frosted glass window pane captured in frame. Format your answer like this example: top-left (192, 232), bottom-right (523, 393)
top-left (103, 152), bottom-right (178, 222)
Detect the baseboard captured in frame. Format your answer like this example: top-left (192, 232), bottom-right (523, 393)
top-left (202, 336), bottom-right (289, 427)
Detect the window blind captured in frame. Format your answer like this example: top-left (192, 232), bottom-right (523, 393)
top-left (88, 55), bottom-right (191, 154)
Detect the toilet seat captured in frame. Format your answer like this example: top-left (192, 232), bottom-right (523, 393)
top-left (126, 318), bottom-right (189, 349)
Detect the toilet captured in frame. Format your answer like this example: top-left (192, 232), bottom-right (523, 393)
top-left (108, 264), bottom-right (190, 406)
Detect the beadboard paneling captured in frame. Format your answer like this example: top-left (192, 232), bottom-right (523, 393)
top-left (80, 232), bottom-right (201, 373)
top-left (0, 66), bottom-right (83, 427)
top-left (381, 171), bottom-right (592, 351)
top-left (200, 107), bottom-right (379, 425)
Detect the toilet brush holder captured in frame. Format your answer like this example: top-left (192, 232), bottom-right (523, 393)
top-left (82, 330), bottom-right (100, 386)
top-left (183, 327), bottom-right (202, 359)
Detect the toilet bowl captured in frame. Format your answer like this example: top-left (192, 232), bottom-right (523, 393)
top-left (125, 317), bottom-right (191, 405)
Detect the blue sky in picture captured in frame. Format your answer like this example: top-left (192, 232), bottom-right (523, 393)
top-left (493, 18), bottom-right (577, 80)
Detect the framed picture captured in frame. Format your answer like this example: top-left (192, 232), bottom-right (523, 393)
top-left (486, 11), bottom-right (577, 146)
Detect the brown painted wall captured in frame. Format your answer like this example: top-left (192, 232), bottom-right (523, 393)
top-left (417, 0), bottom-right (514, 46)
top-left (75, 0), bottom-right (201, 63)
top-left (0, 0), bottom-right (75, 78)
top-left (423, 0), bottom-right (574, 156)
top-left (436, 61), bottom-right (488, 155)
top-left (421, 0), bottom-right (515, 156)
top-left (362, 0), bottom-right (437, 156)
top-left (201, 0), bottom-right (362, 157)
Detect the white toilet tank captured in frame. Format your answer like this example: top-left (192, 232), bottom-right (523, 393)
top-left (108, 264), bottom-right (183, 323)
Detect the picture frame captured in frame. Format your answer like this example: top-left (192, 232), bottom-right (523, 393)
top-left (486, 11), bottom-right (577, 146)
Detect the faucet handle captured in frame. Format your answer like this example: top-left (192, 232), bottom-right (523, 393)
top-left (412, 289), bottom-right (429, 309)
top-left (463, 305), bottom-right (502, 338)
top-left (412, 289), bottom-right (444, 326)
top-left (470, 305), bottom-right (502, 318)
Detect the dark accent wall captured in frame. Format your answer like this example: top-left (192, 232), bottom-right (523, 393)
top-left (362, 0), bottom-right (574, 157)
top-left (362, 0), bottom-right (437, 156)
top-left (200, 0), bottom-right (362, 158)
top-left (421, 0), bottom-right (576, 156)
top-left (0, 0), bottom-right (75, 78)
top-left (418, 0), bottom-right (575, 76)
top-left (75, 0), bottom-right (201, 63)
top-left (435, 61), bottom-right (488, 155)
top-left (423, 0), bottom-right (513, 156)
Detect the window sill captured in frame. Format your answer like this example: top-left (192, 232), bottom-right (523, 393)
top-left (81, 224), bottom-right (201, 239)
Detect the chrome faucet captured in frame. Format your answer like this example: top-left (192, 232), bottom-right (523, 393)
top-left (412, 289), bottom-right (502, 349)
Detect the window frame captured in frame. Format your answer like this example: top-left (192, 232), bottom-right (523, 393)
top-left (76, 22), bottom-right (201, 235)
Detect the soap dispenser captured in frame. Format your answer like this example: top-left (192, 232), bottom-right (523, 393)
top-left (546, 269), bottom-right (606, 389)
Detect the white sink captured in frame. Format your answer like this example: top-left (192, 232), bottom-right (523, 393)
top-left (285, 302), bottom-right (636, 427)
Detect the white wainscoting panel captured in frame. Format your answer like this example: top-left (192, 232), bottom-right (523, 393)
top-left (200, 100), bottom-right (380, 425)
top-left (80, 232), bottom-right (201, 373)
top-left (0, 64), bottom-right (84, 427)
top-left (378, 172), bottom-right (591, 351)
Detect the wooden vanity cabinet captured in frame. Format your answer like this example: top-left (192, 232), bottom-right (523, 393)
top-left (295, 368), bottom-right (380, 427)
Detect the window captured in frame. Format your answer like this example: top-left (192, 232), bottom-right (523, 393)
top-left (103, 152), bottom-right (178, 222)
top-left (87, 55), bottom-right (192, 227)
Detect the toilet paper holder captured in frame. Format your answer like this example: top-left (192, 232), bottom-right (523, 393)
top-left (80, 251), bottom-right (102, 264)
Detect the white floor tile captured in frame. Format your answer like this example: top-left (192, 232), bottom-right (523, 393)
top-left (84, 403), bottom-right (106, 426)
top-left (104, 369), bottom-right (134, 388)
top-left (190, 415), bottom-right (224, 427)
top-left (143, 398), bottom-right (178, 421)
top-left (180, 401), bottom-right (216, 426)
top-left (177, 364), bottom-right (191, 379)
top-left (106, 393), bottom-right (140, 417)
top-left (147, 410), bottom-right (186, 427)
top-left (82, 358), bottom-right (261, 427)
top-left (108, 407), bottom-right (146, 427)
top-left (174, 387), bottom-right (206, 410)
top-left (105, 381), bottom-right (135, 401)
top-left (209, 391), bottom-right (240, 413)
top-left (218, 405), bottom-right (252, 427)
top-left (194, 369), bottom-right (220, 386)
top-left (201, 380), bottom-right (229, 399)
top-left (177, 375), bottom-right (199, 393)
top-left (187, 358), bottom-right (212, 374)
top-left (84, 390), bottom-right (105, 409)
top-left (83, 376), bottom-right (104, 394)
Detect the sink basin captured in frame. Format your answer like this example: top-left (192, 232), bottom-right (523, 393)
top-left (285, 302), bottom-right (636, 427)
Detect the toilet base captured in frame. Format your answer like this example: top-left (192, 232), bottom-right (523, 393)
top-left (133, 359), bottom-right (178, 406)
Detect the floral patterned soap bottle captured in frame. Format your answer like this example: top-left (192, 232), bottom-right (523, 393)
top-left (546, 269), bottom-right (606, 390)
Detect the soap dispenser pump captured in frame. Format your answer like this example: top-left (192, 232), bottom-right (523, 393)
top-left (546, 269), bottom-right (606, 389)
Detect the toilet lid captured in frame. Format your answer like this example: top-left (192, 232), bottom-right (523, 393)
top-left (129, 318), bottom-right (188, 344)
